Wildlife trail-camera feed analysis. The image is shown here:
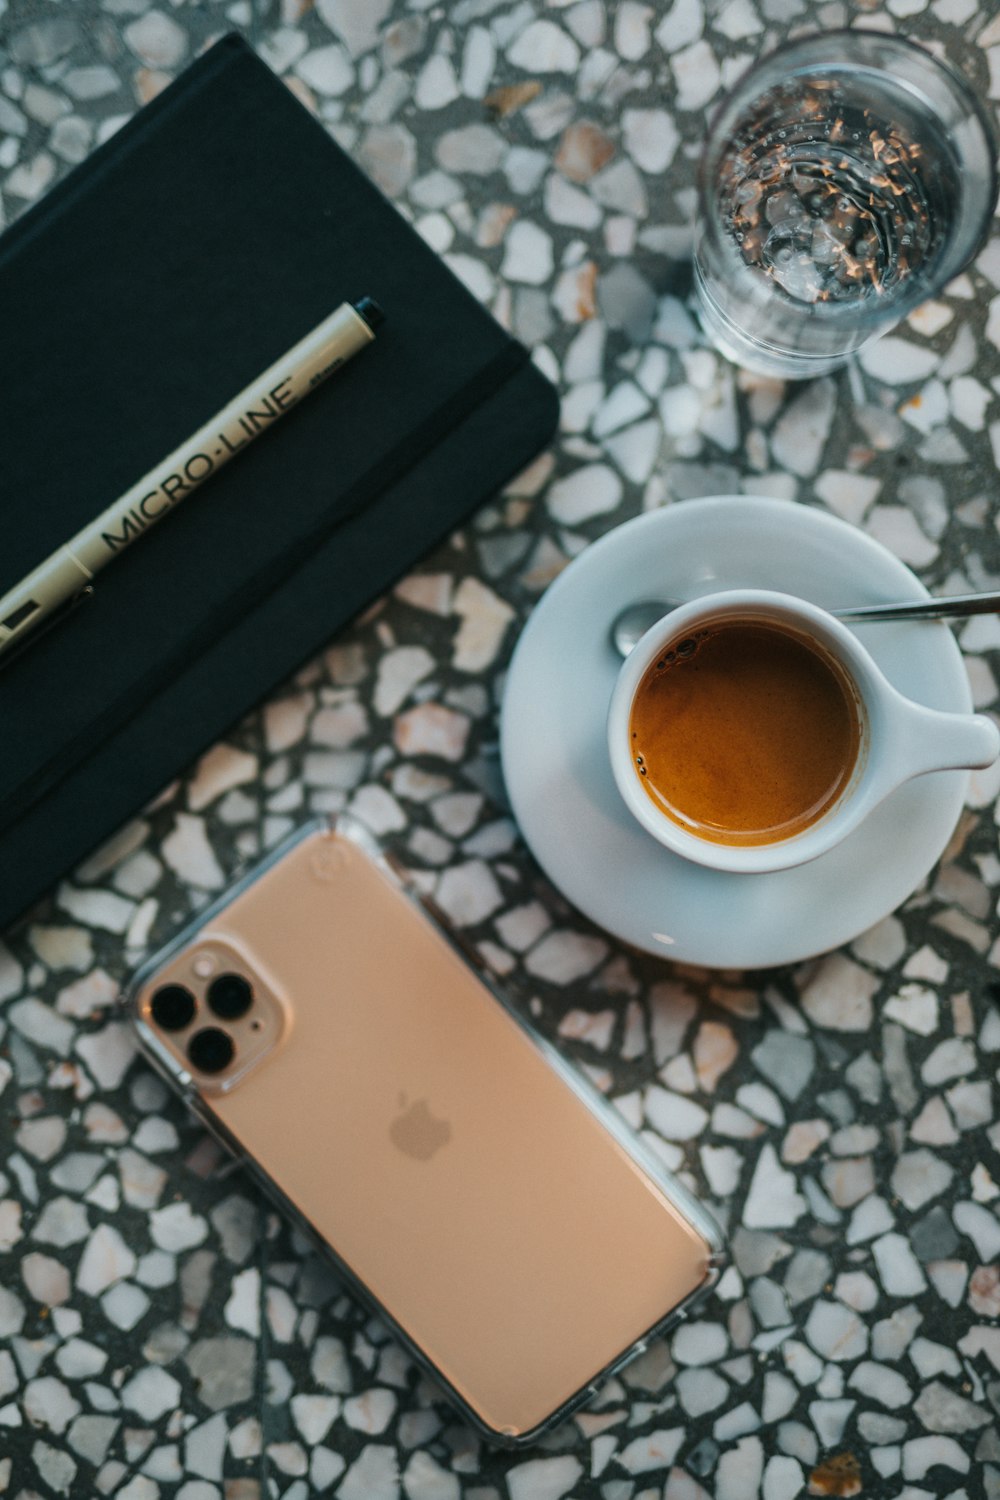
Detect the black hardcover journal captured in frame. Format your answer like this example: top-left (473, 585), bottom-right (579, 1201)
top-left (0, 34), bottom-right (558, 931)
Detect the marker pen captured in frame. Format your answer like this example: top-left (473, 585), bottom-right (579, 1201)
top-left (0, 296), bottom-right (383, 660)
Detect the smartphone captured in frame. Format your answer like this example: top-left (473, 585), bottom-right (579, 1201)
top-left (125, 818), bottom-right (724, 1446)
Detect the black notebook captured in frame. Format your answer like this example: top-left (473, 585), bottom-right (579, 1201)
top-left (0, 34), bottom-right (558, 932)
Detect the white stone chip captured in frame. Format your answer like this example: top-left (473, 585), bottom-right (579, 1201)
top-left (714, 1436), bottom-right (763, 1500)
top-left (557, 1008), bottom-right (615, 1050)
top-left (336, 1444), bottom-right (399, 1500)
top-left (716, 0), bottom-right (763, 37)
top-left (23, 1375), bottom-right (81, 1435)
top-left (434, 861), bottom-right (503, 927)
top-left (414, 52), bottom-right (459, 111)
top-left (859, 336), bottom-right (941, 384)
top-left (316, 0), bottom-right (392, 55)
top-left (393, 702), bottom-right (470, 762)
top-left (75, 1022), bottom-right (136, 1090)
top-left (101, 1280), bottom-right (150, 1330)
top-left (371, 647), bottom-right (433, 719)
top-left (187, 744), bottom-right (258, 812)
top-left (460, 26), bottom-right (495, 98)
top-left (348, 785), bottom-right (406, 836)
top-left (57, 883), bottom-right (137, 934)
top-left (22, 1252), bottom-right (70, 1307)
top-left (761, 1455), bottom-right (803, 1500)
top-left (808, 1397), bottom-right (855, 1447)
top-left (0, 1201), bottom-right (21, 1254)
top-left (813, 469), bottom-right (881, 526)
top-left (890, 1149), bottom-right (953, 1210)
top-left (622, 108), bottom-right (680, 174)
top-left (644, 1087), bottom-right (709, 1141)
top-left (865, 506), bottom-right (938, 568)
top-left (676, 1366), bottom-right (730, 1416)
top-left (501, 220), bottom-right (554, 285)
top-left (28, 923), bottom-right (94, 972)
top-left (9, 997), bottom-right (75, 1055)
top-left (508, 21), bottom-right (580, 73)
top-left (343, 1388), bottom-right (396, 1435)
top-left (311, 1335), bottom-right (351, 1393)
top-left (452, 578), bottom-right (515, 673)
top-left (743, 1144), bottom-right (807, 1228)
top-left (672, 1319), bottom-right (728, 1366)
top-left (524, 929), bottom-right (608, 984)
top-left (402, 1450), bottom-right (459, 1500)
top-left (32, 1196), bottom-right (90, 1247)
top-left (848, 1359), bottom-right (912, 1407)
top-left (605, 418), bottom-right (662, 484)
top-left (186, 1412), bottom-right (229, 1481)
top-left (953, 1201), bottom-right (1000, 1261)
top-left (799, 953), bottom-right (876, 1031)
top-left (871, 1232), bottom-right (928, 1295)
top-left (804, 1300), bottom-right (868, 1361)
top-left (655, 0), bottom-right (704, 50)
top-left (771, 378), bottom-right (836, 477)
top-left (547, 463), bottom-right (622, 524)
top-left (0, 944), bottom-right (23, 1001)
top-left (902, 1435), bottom-right (970, 1480)
top-left (671, 38), bottom-right (720, 111)
top-left (618, 1429), bottom-right (685, 1473)
top-left (224, 1267), bottom-right (261, 1338)
top-left (149, 1201), bottom-right (208, 1253)
top-left (922, 1037), bottom-right (976, 1084)
top-left (883, 983), bottom-right (939, 1036)
top-left (122, 1365), bottom-right (181, 1421)
top-left (162, 814), bottom-right (226, 889)
top-left (123, 11), bottom-right (188, 67)
top-left (76, 1224), bottom-right (136, 1296)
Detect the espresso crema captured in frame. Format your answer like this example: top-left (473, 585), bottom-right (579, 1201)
top-left (629, 619), bottom-right (863, 846)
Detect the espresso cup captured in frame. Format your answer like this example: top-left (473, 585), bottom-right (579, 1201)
top-left (607, 589), bottom-right (1000, 875)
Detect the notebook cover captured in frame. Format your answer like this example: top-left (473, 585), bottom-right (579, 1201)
top-left (0, 35), bottom-right (558, 931)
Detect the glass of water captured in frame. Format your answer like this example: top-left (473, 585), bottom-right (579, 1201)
top-left (692, 30), bottom-right (999, 379)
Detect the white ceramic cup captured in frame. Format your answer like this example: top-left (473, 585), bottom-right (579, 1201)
top-left (608, 589), bottom-right (1000, 875)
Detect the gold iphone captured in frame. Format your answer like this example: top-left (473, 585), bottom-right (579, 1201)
top-left (125, 818), bottom-right (723, 1445)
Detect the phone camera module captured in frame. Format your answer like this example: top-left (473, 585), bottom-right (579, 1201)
top-left (188, 1027), bottom-right (235, 1074)
top-left (207, 972), bottom-right (253, 1021)
top-left (150, 983), bottom-right (196, 1032)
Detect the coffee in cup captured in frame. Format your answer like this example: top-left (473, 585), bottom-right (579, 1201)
top-left (628, 617), bottom-right (862, 847)
top-left (608, 589), bottom-right (1000, 875)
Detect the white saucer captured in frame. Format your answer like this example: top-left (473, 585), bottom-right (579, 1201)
top-left (500, 496), bottom-right (974, 969)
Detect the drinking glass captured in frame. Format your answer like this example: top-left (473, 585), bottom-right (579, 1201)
top-left (692, 30), bottom-right (999, 379)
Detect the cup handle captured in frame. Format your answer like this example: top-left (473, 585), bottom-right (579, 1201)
top-left (891, 699), bottom-right (1000, 780)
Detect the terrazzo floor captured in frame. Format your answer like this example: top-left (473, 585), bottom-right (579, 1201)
top-left (1, 0), bottom-right (999, 1497)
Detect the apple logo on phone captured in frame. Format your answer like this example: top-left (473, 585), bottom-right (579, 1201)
top-left (390, 1093), bottom-right (451, 1161)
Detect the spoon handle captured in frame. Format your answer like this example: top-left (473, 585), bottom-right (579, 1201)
top-left (835, 590), bottom-right (1000, 623)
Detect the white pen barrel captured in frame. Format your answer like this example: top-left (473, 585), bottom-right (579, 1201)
top-left (70, 302), bottom-right (373, 574)
top-left (0, 300), bottom-right (375, 657)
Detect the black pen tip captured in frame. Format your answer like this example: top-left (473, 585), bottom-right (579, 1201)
top-left (354, 296), bottom-right (385, 331)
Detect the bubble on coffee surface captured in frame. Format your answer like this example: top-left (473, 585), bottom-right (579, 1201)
top-left (651, 630), bottom-right (709, 676)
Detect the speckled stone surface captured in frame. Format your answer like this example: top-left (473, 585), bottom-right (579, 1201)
top-left (1, 1), bottom-right (1000, 1497)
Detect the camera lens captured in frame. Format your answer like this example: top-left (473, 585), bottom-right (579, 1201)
top-left (187, 1027), bottom-right (235, 1074)
top-left (207, 972), bottom-right (253, 1020)
top-left (150, 984), bottom-right (196, 1032)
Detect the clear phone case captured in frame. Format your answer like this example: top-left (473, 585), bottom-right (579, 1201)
top-left (123, 816), bottom-right (725, 1446)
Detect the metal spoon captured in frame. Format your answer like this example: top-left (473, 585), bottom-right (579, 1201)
top-left (611, 589), bottom-right (1000, 658)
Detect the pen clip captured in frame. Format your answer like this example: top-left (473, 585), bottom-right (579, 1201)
top-left (0, 585), bottom-right (95, 673)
